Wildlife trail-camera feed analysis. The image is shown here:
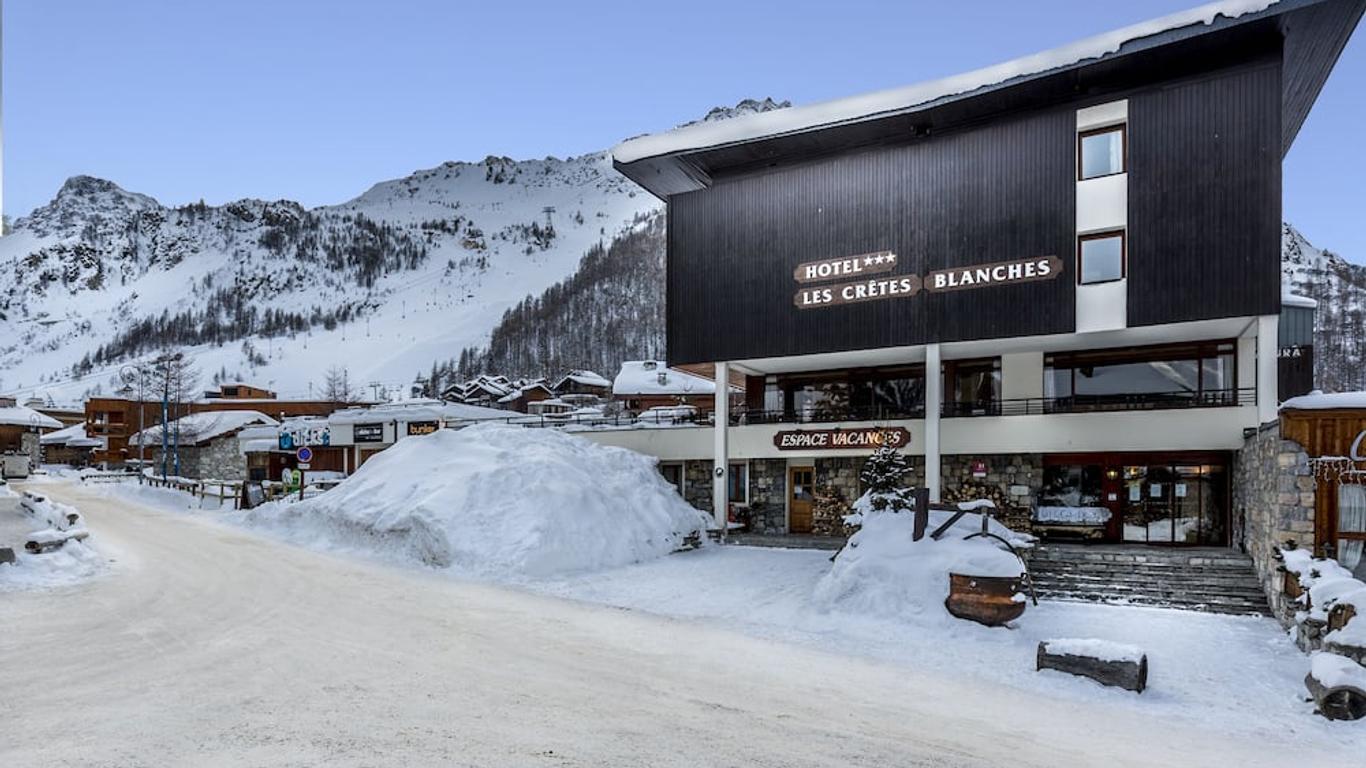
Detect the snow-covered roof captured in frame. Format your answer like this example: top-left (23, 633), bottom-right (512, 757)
top-left (613, 0), bottom-right (1280, 165)
top-left (1281, 391), bottom-right (1366, 411)
top-left (613, 361), bottom-right (717, 397)
top-left (129, 410), bottom-right (279, 446)
top-left (39, 422), bottom-right (106, 449)
top-left (1281, 290), bottom-right (1318, 309)
top-left (0, 404), bottom-right (63, 430)
top-left (327, 398), bottom-right (510, 426)
top-left (554, 370), bottom-right (611, 390)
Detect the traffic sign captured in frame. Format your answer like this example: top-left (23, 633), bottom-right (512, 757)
top-left (296, 446), bottom-right (314, 463)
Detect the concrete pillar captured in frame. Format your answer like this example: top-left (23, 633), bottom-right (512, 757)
top-left (925, 344), bottom-right (942, 502)
top-left (1256, 314), bottom-right (1279, 425)
top-left (713, 362), bottom-right (731, 538)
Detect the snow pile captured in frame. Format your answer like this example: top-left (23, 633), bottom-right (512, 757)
top-left (1042, 638), bottom-right (1144, 663)
top-left (613, 361), bottom-right (717, 396)
top-left (236, 423), bottom-right (710, 578)
top-left (0, 535), bottom-right (106, 592)
top-left (1310, 651), bottom-right (1366, 690)
top-left (813, 509), bottom-right (1025, 621)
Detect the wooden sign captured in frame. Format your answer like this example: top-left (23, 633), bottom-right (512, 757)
top-left (924, 256), bottom-right (1063, 292)
top-left (794, 275), bottom-right (921, 309)
top-left (407, 421), bottom-right (440, 436)
top-left (773, 426), bottom-right (911, 451)
top-left (793, 251), bottom-right (898, 283)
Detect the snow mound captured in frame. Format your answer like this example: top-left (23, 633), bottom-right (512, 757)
top-left (813, 509), bottom-right (1025, 622)
top-left (1042, 638), bottom-right (1144, 663)
top-left (0, 536), bottom-right (106, 592)
top-left (237, 423), bottom-right (710, 578)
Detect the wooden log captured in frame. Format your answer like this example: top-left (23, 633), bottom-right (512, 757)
top-left (1037, 640), bottom-right (1147, 693)
top-left (24, 530), bottom-right (89, 554)
top-left (1282, 568), bottom-right (1304, 601)
top-left (1306, 671), bottom-right (1366, 721)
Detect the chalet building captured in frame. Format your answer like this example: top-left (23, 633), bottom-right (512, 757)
top-left (203, 382), bottom-right (277, 400)
top-left (39, 423), bottom-right (106, 467)
top-left (598, 0), bottom-right (1364, 545)
top-left (551, 370), bottom-right (612, 404)
top-left (612, 361), bottom-right (736, 415)
top-left (129, 410), bottom-right (278, 481)
top-left (86, 390), bottom-right (351, 467)
top-left (0, 397), bottom-right (63, 469)
top-left (496, 381), bottom-right (556, 413)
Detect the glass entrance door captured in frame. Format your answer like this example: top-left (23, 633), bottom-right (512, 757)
top-left (1121, 463), bottom-right (1227, 545)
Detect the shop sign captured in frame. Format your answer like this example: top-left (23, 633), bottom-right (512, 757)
top-left (791, 249), bottom-right (1062, 310)
top-left (278, 422), bottom-right (330, 450)
top-left (970, 459), bottom-right (988, 478)
top-left (772, 426), bottom-right (910, 451)
top-left (354, 423), bottom-right (385, 443)
top-left (407, 421), bottom-right (440, 437)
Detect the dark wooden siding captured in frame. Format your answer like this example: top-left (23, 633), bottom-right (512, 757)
top-left (667, 108), bottom-right (1077, 365)
top-left (1127, 60), bottom-right (1282, 327)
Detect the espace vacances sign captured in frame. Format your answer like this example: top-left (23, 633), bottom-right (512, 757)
top-left (793, 251), bottom-right (1063, 309)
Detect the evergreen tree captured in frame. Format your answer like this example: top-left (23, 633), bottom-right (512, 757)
top-left (859, 440), bottom-right (914, 514)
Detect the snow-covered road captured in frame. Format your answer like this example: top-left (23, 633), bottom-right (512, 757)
top-left (0, 482), bottom-right (1354, 766)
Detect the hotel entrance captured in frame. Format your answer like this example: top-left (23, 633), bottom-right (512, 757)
top-left (788, 466), bottom-right (815, 534)
top-left (1039, 453), bottom-right (1230, 546)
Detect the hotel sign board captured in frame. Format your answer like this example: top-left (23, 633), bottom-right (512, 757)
top-left (773, 426), bottom-right (911, 451)
top-left (793, 251), bottom-right (1062, 310)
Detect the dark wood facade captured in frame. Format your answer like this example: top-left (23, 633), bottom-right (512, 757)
top-left (616, 1), bottom-right (1363, 367)
top-left (1281, 407), bottom-right (1366, 559)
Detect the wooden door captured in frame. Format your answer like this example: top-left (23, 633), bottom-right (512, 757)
top-left (789, 467), bottom-right (815, 534)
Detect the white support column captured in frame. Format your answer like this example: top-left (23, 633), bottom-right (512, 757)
top-left (924, 344), bottom-right (942, 502)
top-left (712, 361), bottom-right (730, 539)
top-left (1256, 314), bottom-right (1279, 425)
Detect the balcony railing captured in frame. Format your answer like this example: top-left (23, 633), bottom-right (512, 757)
top-left (946, 387), bottom-right (1256, 417)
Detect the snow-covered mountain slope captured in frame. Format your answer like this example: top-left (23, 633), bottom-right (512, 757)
top-left (0, 154), bottom-right (661, 401)
top-left (1282, 223), bottom-right (1366, 392)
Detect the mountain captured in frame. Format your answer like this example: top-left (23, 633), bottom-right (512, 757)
top-left (0, 153), bottom-right (660, 401)
top-left (1282, 223), bottom-right (1366, 392)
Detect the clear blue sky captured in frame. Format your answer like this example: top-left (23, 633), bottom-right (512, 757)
top-left (5, 1), bottom-right (1364, 261)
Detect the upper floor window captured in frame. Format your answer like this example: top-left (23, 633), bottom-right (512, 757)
top-left (1078, 231), bottom-right (1126, 285)
top-left (1079, 124), bottom-right (1126, 180)
top-left (943, 358), bottom-right (1001, 416)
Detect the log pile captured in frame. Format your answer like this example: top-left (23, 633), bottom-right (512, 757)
top-left (1306, 653), bottom-right (1366, 721)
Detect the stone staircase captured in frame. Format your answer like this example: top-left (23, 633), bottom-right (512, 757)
top-left (1025, 543), bottom-right (1272, 616)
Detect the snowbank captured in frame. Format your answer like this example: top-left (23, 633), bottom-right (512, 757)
top-left (236, 423), bottom-right (710, 578)
top-left (0, 536), bottom-right (106, 591)
top-left (813, 509), bottom-right (1025, 622)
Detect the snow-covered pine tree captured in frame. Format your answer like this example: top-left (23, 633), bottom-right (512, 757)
top-left (858, 440), bottom-right (914, 514)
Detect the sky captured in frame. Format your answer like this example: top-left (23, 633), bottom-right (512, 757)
top-left (4, 0), bottom-right (1364, 262)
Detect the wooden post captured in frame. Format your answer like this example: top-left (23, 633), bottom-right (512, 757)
top-left (912, 487), bottom-right (930, 541)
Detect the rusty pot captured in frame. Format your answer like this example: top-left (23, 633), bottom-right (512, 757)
top-left (945, 572), bottom-right (1027, 626)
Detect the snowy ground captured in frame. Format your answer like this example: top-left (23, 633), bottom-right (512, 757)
top-left (16, 477), bottom-right (1358, 764)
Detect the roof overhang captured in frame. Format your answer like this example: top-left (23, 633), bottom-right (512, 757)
top-left (613, 0), bottom-right (1363, 199)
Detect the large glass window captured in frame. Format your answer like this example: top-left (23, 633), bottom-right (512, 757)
top-left (759, 366), bottom-right (925, 422)
top-left (944, 358), bottom-right (1001, 416)
top-left (1078, 232), bottom-right (1125, 285)
top-left (1339, 484), bottom-right (1366, 579)
top-left (1079, 125), bottom-right (1126, 180)
top-left (1045, 341), bottom-right (1237, 410)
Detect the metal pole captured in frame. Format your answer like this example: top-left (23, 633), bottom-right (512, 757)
top-left (712, 362), bottom-right (730, 541)
top-left (925, 343), bottom-right (943, 502)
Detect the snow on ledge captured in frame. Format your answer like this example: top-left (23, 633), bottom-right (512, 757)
top-left (612, 0), bottom-right (1279, 164)
top-left (1042, 638), bottom-right (1145, 664)
top-left (1280, 391), bottom-right (1366, 411)
top-left (1281, 291), bottom-right (1317, 309)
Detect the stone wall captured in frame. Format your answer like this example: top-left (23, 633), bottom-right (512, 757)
top-left (152, 434), bottom-right (247, 480)
top-left (682, 460), bottom-right (713, 513)
top-left (1233, 421), bottom-right (1316, 621)
top-left (941, 454), bottom-right (1043, 533)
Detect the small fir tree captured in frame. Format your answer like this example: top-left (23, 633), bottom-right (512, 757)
top-left (859, 440), bottom-right (914, 514)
